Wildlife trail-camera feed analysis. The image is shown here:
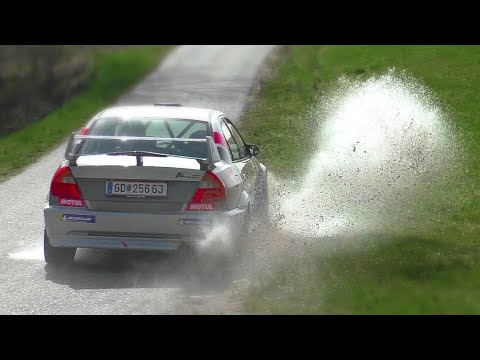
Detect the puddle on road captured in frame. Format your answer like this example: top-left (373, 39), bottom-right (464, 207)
top-left (9, 246), bottom-right (44, 261)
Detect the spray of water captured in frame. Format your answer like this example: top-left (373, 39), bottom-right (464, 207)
top-left (271, 68), bottom-right (459, 240)
top-left (195, 222), bottom-right (234, 256)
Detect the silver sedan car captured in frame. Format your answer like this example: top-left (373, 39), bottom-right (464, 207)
top-left (43, 104), bottom-right (268, 265)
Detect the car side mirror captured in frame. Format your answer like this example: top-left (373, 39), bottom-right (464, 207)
top-left (247, 144), bottom-right (260, 157)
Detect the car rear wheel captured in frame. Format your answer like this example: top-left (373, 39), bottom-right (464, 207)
top-left (236, 205), bottom-right (252, 254)
top-left (44, 229), bottom-right (76, 265)
top-left (255, 175), bottom-right (269, 223)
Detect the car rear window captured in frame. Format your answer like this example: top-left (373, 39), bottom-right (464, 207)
top-left (78, 117), bottom-right (210, 159)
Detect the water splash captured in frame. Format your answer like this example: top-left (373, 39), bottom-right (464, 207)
top-left (272, 69), bottom-right (458, 239)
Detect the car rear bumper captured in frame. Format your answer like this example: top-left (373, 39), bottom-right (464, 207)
top-left (44, 205), bottom-right (246, 251)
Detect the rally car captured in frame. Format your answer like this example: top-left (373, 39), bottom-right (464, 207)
top-left (43, 104), bottom-right (268, 264)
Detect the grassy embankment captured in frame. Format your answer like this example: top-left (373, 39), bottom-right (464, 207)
top-left (0, 45), bottom-right (171, 182)
top-left (240, 45), bottom-right (480, 314)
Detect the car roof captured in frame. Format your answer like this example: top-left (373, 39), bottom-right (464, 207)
top-left (95, 105), bottom-right (224, 123)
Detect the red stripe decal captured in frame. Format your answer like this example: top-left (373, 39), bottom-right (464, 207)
top-left (213, 131), bottom-right (228, 148)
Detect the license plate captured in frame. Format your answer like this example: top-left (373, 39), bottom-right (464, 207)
top-left (106, 181), bottom-right (167, 197)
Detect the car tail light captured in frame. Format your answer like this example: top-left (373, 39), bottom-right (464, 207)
top-left (50, 165), bottom-right (86, 207)
top-left (186, 170), bottom-right (226, 211)
top-left (79, 128), bottom-right (90, 135)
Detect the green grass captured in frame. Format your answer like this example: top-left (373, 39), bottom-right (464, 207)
top-left (0, 45), bottom-right (171, 182)
top-left (240, 45), bottom-right (480, 314)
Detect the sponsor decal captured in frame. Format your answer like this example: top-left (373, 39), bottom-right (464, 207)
top-left (187, 203), bottom-right (215, 211)
top-left (178, 218), bottom-right (212, 226)
top-left (213, 131), bottom-right (228, 148)
top-left (176, 172), bottom-right (201, 179)
top-left (57, 214), bottom-right (96, 223)
top-left (59, 198), bottom-right (85, 207)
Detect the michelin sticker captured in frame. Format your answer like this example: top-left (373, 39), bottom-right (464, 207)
top-left (178, 218), bottom-right (212, 226)
top-left (57, 214), bottom-right (96, 223)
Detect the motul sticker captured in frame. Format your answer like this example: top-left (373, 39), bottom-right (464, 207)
top-left (59, 198), bottom-right (85, 207)
top-left (187, 203), bottom-right (215, 211)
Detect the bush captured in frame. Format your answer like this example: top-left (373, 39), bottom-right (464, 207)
top-left (0, 45), bottom-right (93, 136)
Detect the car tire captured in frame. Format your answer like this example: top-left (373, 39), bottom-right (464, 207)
top-left (44, 229), bottom-right (76, 265)
top-left (255, 175), bottom-right (269, 223)
top-left (177, 208), bottom-right (253, 280)
top-left (238, 205), bottom-right (252, 253)
top-left (225, 205), bottom-right (254, 275)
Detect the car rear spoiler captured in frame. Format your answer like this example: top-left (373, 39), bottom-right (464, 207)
top-left (65, 134), bottom-right (221, 169)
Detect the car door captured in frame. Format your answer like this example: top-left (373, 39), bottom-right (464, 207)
top-left (220, 117), bottom-right (261, 206)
